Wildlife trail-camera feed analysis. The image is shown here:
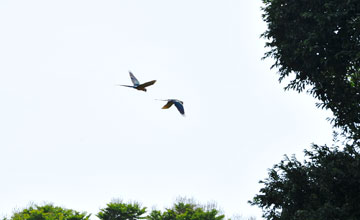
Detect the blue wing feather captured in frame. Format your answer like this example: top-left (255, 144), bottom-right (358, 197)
top-left (174, 101), bottom-right (185, 115)
top-left (129, 71), bottom-right (140, 86)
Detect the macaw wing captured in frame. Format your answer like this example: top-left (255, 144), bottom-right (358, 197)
top-left (162, 101), bottom-right (174, 109)
top-left (174, 102), bottom-right (185, 115)
top-left (137, 80), bottom-right (156, 90)
top-left (129, 71), bottom-right (140, 86)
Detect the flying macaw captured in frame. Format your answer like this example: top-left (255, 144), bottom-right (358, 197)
top-left (157, 99), bottom-right (185, 116)
top-left (118, 71), bottom-right (156, 92)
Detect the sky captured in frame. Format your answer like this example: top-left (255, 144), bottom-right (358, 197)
top-left (0, 1), bottom-right (334, 219)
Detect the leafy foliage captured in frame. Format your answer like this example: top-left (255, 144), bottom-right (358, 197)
top-left (96, 199), bottom-right (226, 220)
top-left (97, 201), bottom-right (147, 220)
top-left (147, 199), bottom-right (225, 220)
top-left (6, 204), bottom-right (90, 220)
top-left (261, 0), bottom-right (360, 139)
top-left (256, 0), bottom-right (360, 219)
top-left (250, 143), bottom-right (360, 220)
top-left (2, 200), bottom-right (245, 220)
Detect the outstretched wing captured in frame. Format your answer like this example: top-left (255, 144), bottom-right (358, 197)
top-left (162, 101), bottom-right (174, 109)
top-left (174, 101), bottom-right (185, 115)
top-left (129, 71), bottom-right (140, 86)
top-left (137, 80), bottom-right (156, 90)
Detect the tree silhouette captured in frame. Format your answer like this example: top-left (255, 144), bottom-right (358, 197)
top-left (261, 0), bottom-right (360, 139)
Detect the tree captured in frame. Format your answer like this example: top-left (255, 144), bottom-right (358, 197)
top-left (252, 1), bottom-right (360, 219)
top-left (261, 0), bottom-right (360, 139)
top-left (250, 143), bottom-right (360, 220)
top-left (147, 198), bottom-right (225, 220)
top-left (97, 200), bottom-right (147, 220)
top-left (5, 204), bottom-right (90, 220)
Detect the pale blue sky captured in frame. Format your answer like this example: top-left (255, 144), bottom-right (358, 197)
top-left (0, 1), bottom-right (334, 219)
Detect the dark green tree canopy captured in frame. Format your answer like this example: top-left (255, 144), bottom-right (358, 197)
top-left (147, 199), bottom-right (225, 220)
top-left (5, 204), bottom-right (90, 220)
top-left (2, 200), bottom-right (241, 220)
top-left (250, 143), bottom-right (360, 220)
top-left (96, 199), bottom-right (225, 220)
top-left (97, 201), bottom-right (147, 220)
top-left (262, 0), bottom-right (360, 139)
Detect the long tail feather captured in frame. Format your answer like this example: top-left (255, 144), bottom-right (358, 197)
top-left (117, 84), bottom-right (134, 88)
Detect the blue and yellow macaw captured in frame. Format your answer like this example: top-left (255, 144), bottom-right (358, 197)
top-left (157, 99), bottom-right (185, 116)
top-left (119, 71), bottom-right (156, 92)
